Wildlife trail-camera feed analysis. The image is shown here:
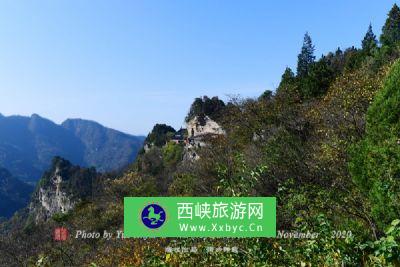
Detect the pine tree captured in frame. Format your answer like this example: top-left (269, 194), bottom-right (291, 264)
top-left (380, 4), bottom-right (400, 46)
top-left (362, 24), bottom-right (378, 53)
top-left (297, 32), bottom-right (315, 77)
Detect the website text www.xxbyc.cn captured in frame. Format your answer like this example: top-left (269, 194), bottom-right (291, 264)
top-left (179, 223), bottom-right (263, 233)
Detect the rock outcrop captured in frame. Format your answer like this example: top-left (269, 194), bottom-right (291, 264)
top-left (29, 157), bottom-right (98, 223)
top-left (184, 115), bottom-right (225, 161)
top-left (186, 115), bottom-right (225, 138)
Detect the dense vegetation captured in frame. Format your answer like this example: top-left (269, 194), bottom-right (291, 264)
top-left (144, 124), bottom-right (176, 147)
top-left (185, 96), bottom-right (226, 123)
top-left (2, 4), bottom-right (400, 266)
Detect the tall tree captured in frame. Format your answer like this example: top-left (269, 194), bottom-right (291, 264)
top-left (380, 4), bottom-right (400, 46)
top-left (297, 32), bottom-right (315, 77)
top-left (362, 24), bottom-right (378, 53)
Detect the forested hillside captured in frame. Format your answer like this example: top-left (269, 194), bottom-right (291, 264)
top-left (2, 4), bottom-right (400, 267)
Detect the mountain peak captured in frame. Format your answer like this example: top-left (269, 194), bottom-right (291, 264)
top-left (30, 113), bottom-right (41, 118)
top-left (61, 118), bottom-right (144, 172)
top-left (62, 118), bottom-right (102, 127)
top-left (62, 118), bottom-right (129, 136)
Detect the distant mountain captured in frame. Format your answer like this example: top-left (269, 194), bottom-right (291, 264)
top-left (0, 167), bottom-right (33, 218)
top-left (62, 118), bottom-right (145, 172)
top-left (0, 114), bottom-right (145, 183)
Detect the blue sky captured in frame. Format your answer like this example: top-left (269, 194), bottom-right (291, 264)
top-left (0, 1), bottom-right (394, 135)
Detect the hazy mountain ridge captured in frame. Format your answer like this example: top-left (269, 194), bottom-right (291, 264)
top-left (62, 118), bottom-right (145, 172)
top-left (0, 114), bottom-right (145, 183)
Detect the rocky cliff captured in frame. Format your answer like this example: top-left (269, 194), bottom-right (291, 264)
top-left (29, 157), bottom-right (99, 223)
top-left (186, 115), bottom-right (225, 138)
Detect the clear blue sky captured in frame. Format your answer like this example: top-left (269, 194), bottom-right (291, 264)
top-left (0, 1), bottom-right (394, 135)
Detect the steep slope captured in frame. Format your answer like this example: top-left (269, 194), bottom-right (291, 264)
top-left (61, 119), bottom-right (145, 172)
top-left (29, 157), bottom-right (99, 223)
top-left (0, 168), bottom-right (33, 218)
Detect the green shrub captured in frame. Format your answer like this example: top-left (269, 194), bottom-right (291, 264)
top-left (349, 60), bottom-right (400, 230)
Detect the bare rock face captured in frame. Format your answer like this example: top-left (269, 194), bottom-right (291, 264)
top-left (29, 157), bottom-right (98, 223)
top-left (33, 168), bottom-right (74, 222)
top-left (184, 115), bottom-right (225, 161)
top-left (186, 115), bottom-right (225, 138)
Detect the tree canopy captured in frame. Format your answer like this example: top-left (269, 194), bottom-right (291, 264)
top-left (185, 96), bottom-right (225, 122)
top-left (362, 24), bottom-right (378, 54)
top-left (380, 4), bottom-right (400, 46)
top-left (297, 32), bottom-right (315, 77)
